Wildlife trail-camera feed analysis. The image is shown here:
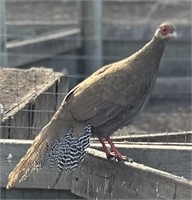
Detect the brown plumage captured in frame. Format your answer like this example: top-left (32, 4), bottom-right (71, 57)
top-left (7, 23), bottom-right (176, 189)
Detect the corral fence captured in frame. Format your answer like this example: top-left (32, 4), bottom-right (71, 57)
top-left (0, 0), bottom-right (191, 199)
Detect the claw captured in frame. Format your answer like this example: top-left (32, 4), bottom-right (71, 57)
top-left (106, 152), bottom-right (129, 162)
top-left (116, 155), bottom-right (127, 162)
top-left (98, 137), bottom-right (133, 163)
top-left (106, 154), bottom-right (116, 161)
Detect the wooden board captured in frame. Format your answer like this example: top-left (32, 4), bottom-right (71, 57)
top-left (0, 68), bottom-right (64, 113)
top-left (108, 131), bottom-right (192, 143)
top-left (1, 188), bottom-right (81, 200)
top-left (6, 1), bottom-right (191, 39)
top-left (152, 77), bottom-right (191, 99)
top-left (73, 148), bottom-right (192, 200)
top-left (7, 29), bottom-right (81, 67)
top-left (0, 139), bottom-right (191, 199)
top-left (0, 68), bottom-right (68, 139)
top-left (90, 143), bottom-right (192, 180)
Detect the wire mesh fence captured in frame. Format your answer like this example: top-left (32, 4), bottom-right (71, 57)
top-left (0, 0), bottom-right (191, 140)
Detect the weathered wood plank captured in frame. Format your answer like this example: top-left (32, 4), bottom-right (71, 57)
top-left (0, 139), bottom-right (191, 199)
top-left (0, 139), bottom-right (73, 190)
top-left (1, 105), bottom-right (30, 139)
top-left (79, 0), bottom-right (103, 73)
top-left (7, 29), bottom-right (81, 67)
top-left (56, 75), bottom-right (68, 109)
top-left (0, 0), bottom-right (8, 66)
top-left (102, 23), bottom-right (191, 41)
top-left (1, 188), bottom-right (82, 200)
top-left (30, 84), bottom-right (57, 139)
top-left (99, 131), bottom-right (192, 143)
top-left (73, 148), bottom-right (192, 200)
top-left (2, 72), bottom-right (65, 121)
top-left (29, 75), bottom-right (68, 138)
top-left (6, 22), bottom-right (77, 40)
top-left (90, 143), bottom-right (192, 180)
top-left (7, 21), bottom-right (191, 42)
top-left (1, 74), bottom-right (68, 139)
top-left (152, 77), bottom-right (191, 99)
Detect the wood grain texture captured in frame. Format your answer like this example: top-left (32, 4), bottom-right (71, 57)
top-left (7, 29), bottom-right (81, 67)
top-left (90, 143), bottom-right (192, 180)
top-left (1, 139), bottom-right (192, 199)
top-left (73, 148), bottom-right (192, 199)
top-left (105, 131), bottom-right (192, 143)
top-left (0, 73), bottom-right (67, 139)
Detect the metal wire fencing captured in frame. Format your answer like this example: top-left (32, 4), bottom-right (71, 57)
top-left (0, 0), bottom-right (191, 139)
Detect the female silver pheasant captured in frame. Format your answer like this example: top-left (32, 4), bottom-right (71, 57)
top-left (7, 23), bottom-right (176, 189)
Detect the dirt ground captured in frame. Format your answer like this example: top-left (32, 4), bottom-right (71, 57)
top-left (115, 99), bottom-right (191, 135)
top-left (0, 68), bottom-right (63, 113)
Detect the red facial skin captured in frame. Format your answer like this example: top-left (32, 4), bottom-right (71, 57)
top-left (159, 24), bottom-right (174, 36)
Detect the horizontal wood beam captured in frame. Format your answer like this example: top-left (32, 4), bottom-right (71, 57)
top-left (0, 139), bottom-right (191, 199)
top-left (6, 22), bottom-right (191, 41)
top-left (0, 139), bottom-right (74, 190)
top-left (152, 77), bottom-right (191, 99)
top-left (73, 148), bottom-right (192, 199)
top-left (90, 143), bottom-right (192, 180)
top-left (102, 23), bottom-right (191, 41)
top-left (7, 28), bottom-right (81, 67)
top-left (6, 21), bottom-right (77, 40)
top-left (105, 131), bottom-right (192, 143)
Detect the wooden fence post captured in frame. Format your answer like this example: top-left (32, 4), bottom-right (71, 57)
top-left (78, 0), bottom-right (103, 74)
top-left (0, 0), bottom-right (8, 66)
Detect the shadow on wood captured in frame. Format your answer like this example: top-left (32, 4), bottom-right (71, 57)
top-left (0, 139), bottom-right (191, 199)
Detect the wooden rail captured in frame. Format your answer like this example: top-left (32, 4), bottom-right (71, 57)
top-left (0, 138), bottom-right (191, 199)
top-left (97, 131), bottom-right (192, 143)
top-left (7, 29), bottom-right (81, 67)
top-left (152, 77), bottom-right (191, 99)
top-left (7, 22), bottom-right (191, 42)
top-left (90, 143), bottom-right (192, 180)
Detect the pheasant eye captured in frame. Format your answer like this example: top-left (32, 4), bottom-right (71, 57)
top-left (161, 26), bottom-right (168, 35)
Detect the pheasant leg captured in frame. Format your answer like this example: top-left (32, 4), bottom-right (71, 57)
top-left (98, 137), bottom-right (116, 159)
top-left (106, 137), bottom-right (127, 161)
top-left (98, 137), bottom-right (127, 161)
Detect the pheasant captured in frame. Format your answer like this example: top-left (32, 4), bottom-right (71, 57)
top-left (7, 23), bottom-right (176, 189)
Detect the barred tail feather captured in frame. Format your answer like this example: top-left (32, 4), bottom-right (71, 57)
top-left (6, 120), bottom-right (58, 189)
top-left (6, 122), bottom-right (92, 189)
top-left (49, 124), bottom-right (92, 188)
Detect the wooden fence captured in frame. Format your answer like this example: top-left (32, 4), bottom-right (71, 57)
top-left (0, 132), bottom-right (192, 199)
top-left (0, 1), bottom-right (191, 199)
top-left (0, 68), bottom-right (67, 139)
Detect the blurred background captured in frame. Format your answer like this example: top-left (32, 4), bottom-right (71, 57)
top-left (0, 0), bottom-right (191, 137)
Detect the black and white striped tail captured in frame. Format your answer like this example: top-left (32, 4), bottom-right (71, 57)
top-left (44, 124), bottom-right (92, 188)
top-left (43, 124), bottom-right (92, 172)
top-left (19, 124), bottom-right (92, 185)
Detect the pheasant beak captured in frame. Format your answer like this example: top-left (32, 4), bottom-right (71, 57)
top-left (169, 31), bottom-right (178, 38)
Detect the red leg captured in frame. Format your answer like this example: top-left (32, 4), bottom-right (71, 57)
top-left (98, 137), bottom-right (115, 159)
top-left (106, 137), bottom-right (127, 161)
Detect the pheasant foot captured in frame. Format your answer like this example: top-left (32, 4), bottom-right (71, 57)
top-left (98, 137), bottom-right (131, 162)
